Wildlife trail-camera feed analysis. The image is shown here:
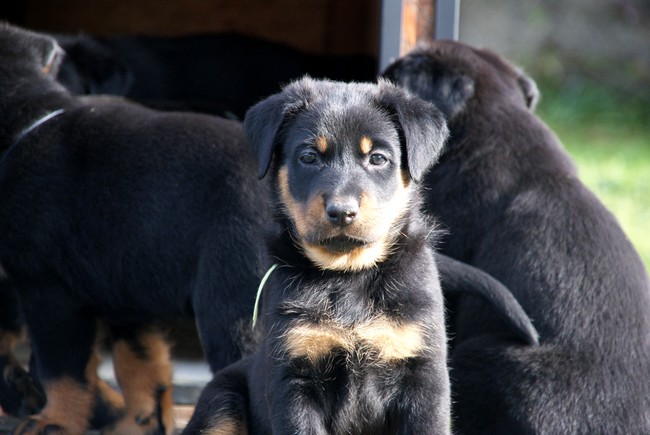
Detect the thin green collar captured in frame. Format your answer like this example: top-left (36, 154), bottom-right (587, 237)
top-left (252, 263), bottom-right (280, 328)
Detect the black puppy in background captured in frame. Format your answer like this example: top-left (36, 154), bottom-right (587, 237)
top-left (55, 33), bottom-right (377, 118)
top-left (384, 41), bottom-right (650, 433)
top-left (184, 77), bottom-right (452, 434)
top-left (0, 23), bottom-right (268, 434)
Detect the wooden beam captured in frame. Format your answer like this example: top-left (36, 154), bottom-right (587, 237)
top-left (401, 0), bottom-right (435, 55)
top-left (379, 0), bottom-right (459, 71)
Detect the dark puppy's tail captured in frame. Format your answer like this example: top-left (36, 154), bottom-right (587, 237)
top-left (435, 253), bottom-right (539, 345)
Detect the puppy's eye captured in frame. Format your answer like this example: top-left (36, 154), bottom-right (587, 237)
top-left (299, 152), bottom-right (318, 165)
top-left (369, 153), bottom-right (388, 166)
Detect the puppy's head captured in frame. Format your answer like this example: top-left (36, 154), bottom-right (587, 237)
top-left (382, 40), bottom-right (539, 121)
top-left (0, 23), bottom-right (65, 79)
top-left (245, 77), bottom-right (448, 271)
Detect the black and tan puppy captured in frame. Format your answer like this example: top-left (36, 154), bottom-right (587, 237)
top-left (183, 77), bottom-right (452, 434)
top-left (383, 41), bottom-right (650, 433)
top-left (0, 23), bottom-right (268, 434)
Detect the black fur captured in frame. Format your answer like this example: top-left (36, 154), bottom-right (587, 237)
top-left (383, 40), bottom-right (650, 433)
top-left (55, 33), bottom-right (377, 118)
top-left (0, 23), bottom-right (268, 433)
top-left (184, 77), bottom-right (452, 434)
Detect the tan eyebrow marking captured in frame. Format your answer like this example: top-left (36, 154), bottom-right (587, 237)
top-left (359, 136), bottom-right (373, 155)
top-left (315, 136), bottom-right (328, 153)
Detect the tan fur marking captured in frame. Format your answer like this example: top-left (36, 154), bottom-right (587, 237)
top-left (315, 135), bottom-right (328, 154)
top-left (305, 195), bottom-right (326, 234)
top-left (16, 344), bottom-right (104, 434)
top-left (97, 378), bottom-right (126, 411)
top-left (278, 166), bottom-right (308, 237)
top-left (303, 243), bottom-right (389, 272)
top-left (284, 317), bottom-right (425, 363)
top-left (0, 331), bottom-right (18, 356)
top-left (205, 416), bottom-right (249, 435)
top-left (356, 318), bottom-right (425, 361)
top-left (108, 331), bottom-right (174, 435)
top-left (284, 323), bottom-right (355, 363)
top-left (36, 377), bottom-right (95, 434)
top-left (401, 169), bottom-right (411, 188)
top-left (359, 136), bottom-right (373, 155)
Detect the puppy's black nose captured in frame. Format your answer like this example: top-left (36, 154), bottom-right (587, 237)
top-left (326, 200), bottom-right (359, 226)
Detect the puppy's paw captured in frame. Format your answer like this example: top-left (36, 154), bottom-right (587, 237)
top-left (101, 411), bottom-right (170, 435)
top-left (0, 356), bottom-right (45, 416)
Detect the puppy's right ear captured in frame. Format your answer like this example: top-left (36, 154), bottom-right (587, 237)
top-left (244, 93), bottom-right (290, 179)
top-left (244, 82), bottom-right (311, 179)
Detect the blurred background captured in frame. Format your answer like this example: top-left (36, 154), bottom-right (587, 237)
top-left (459, 0), bottom-right (650, 268)
top-left (1, 0), bottom-right (648, 268)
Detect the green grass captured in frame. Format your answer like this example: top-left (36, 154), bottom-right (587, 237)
top-left (535, 80), bottom-right (650, 270)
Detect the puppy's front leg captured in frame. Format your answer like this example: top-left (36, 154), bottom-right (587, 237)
top-left (267, 364), bottom-right (329, 435)
top-left (394, 357), bottom-right (451, 435)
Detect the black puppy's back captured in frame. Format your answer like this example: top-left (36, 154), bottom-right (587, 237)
top-left (384, 41), bottom-right (650, 433)
top-left (0, 23), bottom-right (269, 433)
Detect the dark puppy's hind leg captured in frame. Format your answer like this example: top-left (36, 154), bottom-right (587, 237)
top-left (0, 285), bottom-right (44, 417)
top-left (193, 232), bottom-right (261, 373)
top-left (104, 325), bottom-right (174, 435)
top-left (182, 357), bottom-right (251, 435)
top-left (14, 285), bottom-right (100, 435)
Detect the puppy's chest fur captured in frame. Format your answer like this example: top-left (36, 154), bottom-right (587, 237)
top-left (273, 267), bottom-right (433, 367)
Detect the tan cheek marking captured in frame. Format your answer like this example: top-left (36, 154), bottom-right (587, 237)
top-left (279, 166), bottom-right (327, 241)
top-left (305, 195), bottom-right (326, 228)
top-left (284, 323), bottom-right (354, 363)
top-left (278, 166), bottom-right (307, 237)
top-left (204, 417), bottom-right (248, 435)
top-left (316, 136), bottom-right (328, 154)
top-left (360, 136), bottom-right (373, 155)
top-left (110, 331), bottom-right (174, 435)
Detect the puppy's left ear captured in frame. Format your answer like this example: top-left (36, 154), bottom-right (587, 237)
top-left (517, 73), bottom-right (539, 110)
top-left (377, 79), bottom-right (449, 183)
top-left (17, 27), bottom-right (65, 76)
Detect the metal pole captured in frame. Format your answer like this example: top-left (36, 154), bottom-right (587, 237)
top-left (379, 0), bottom-right (404, 72)
top-left (435, 0), bottom-right (460, 40)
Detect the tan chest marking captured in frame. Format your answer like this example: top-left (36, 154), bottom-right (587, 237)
top-left (283, 316), bottom-right (426, 364)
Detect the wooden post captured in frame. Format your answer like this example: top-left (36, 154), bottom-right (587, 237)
top-left (401, 0), bottom-right (435, 56)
